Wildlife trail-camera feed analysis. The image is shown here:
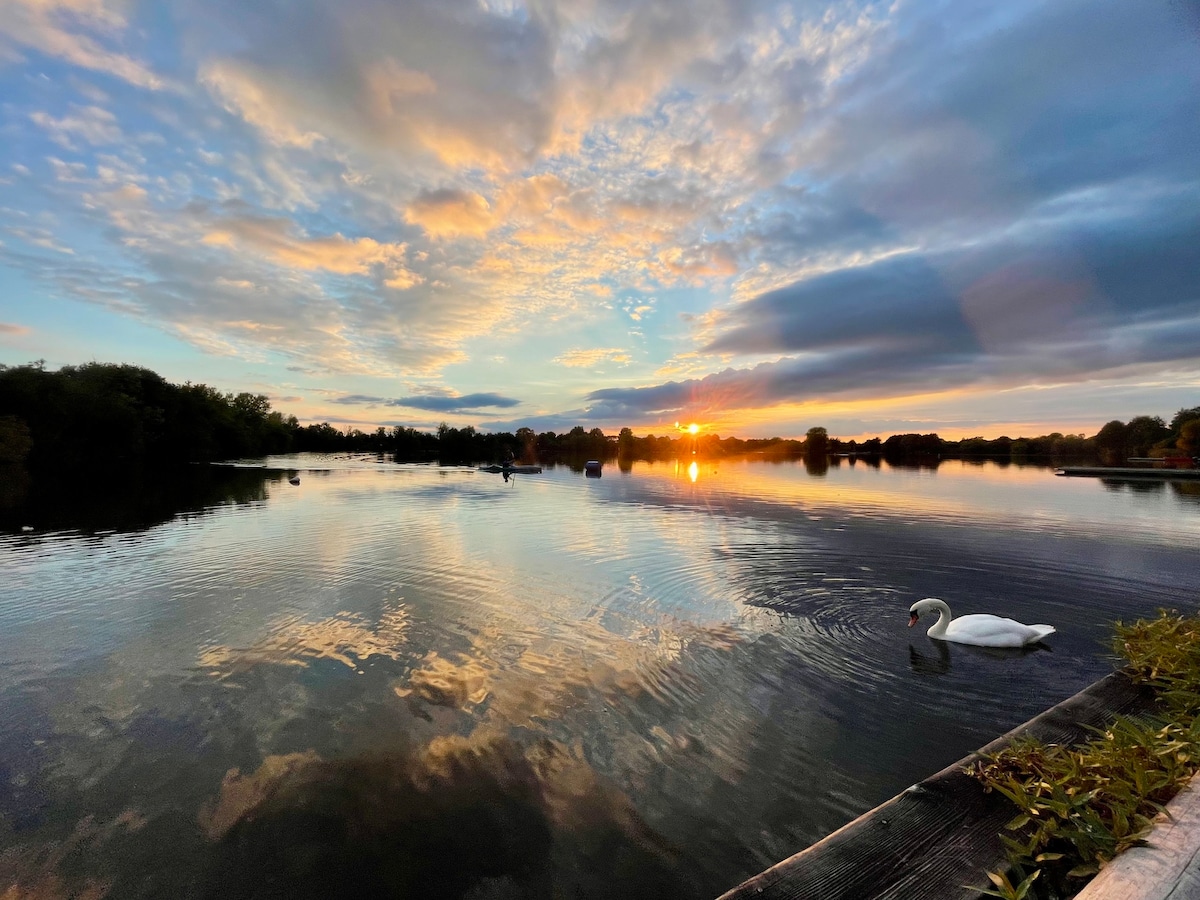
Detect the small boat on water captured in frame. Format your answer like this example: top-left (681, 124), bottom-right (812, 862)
top-left (478, 464), bottom-right (543, 474)
top-left (584, 460), bottom-right (603, 476)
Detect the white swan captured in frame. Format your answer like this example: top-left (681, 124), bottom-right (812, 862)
top-left (907, 598), bottom-right (1055, 648)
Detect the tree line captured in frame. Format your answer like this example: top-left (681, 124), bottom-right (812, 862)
top-left (0, 362), bottom-right (297, 470)
top-left (1, 361), bottom-right (1196, 472)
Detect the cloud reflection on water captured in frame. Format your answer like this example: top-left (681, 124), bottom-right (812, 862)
top-left (197, 605), bottom-right (411, 677)
top-left (197, 733), bottom-right (699, 900)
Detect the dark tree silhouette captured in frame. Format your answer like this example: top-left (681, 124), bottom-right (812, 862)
top-left (1, 360), bottom-right (1190, 471)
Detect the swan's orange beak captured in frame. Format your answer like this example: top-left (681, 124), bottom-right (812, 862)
top-left (908, 612), bottom-right (919, 628)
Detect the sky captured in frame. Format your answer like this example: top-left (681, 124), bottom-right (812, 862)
top-left (0, 0), bottom-right (1198, 441)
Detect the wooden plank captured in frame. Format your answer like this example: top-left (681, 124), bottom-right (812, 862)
top-left (717, 672), bottom-right (1157, 900)
top-left (1075, 773), bottom-right (1200, 900)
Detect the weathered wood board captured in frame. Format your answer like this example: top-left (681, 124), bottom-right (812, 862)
top-left (1075, 773), bottom-right (1200, 900)
top-left (717, 672), bottom-right (1157, 900)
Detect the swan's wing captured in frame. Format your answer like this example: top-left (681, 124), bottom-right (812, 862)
top-left (1005, 619), bottom-right (1056, 642)
top-left (945, 614), bottom-right (1051, 647)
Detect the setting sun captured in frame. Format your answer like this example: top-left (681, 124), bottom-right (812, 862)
top-left (688, 423), bottom-right (700, 435)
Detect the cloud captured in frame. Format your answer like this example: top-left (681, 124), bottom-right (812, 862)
top-left (30, 104), bottom-right (123, 149)
top-left (200, 60), bottom-right (325, 149)
top-left (45, 157), bottom-right (90, 182)
top-left (710, 191), bottom-right (1200, 352)
top-left (481, 410), bottom-right (604, 434)
top-left (190, 0), bottom-right (559, 170)
top-left (585, 197), bottom-right (1200, 421)
top-left (404, 189), bottom-right (495, 240)
top-left (554, 348), bottom-right (632, 369)
top-left (0, 322), bottom-right (32, 336)
top-left (3, 225), bottom-right (76, 254)
top-left (389, 392), bottom-right (521, 412)
top-left (327, 391), bottom-right (521, 411)
top-left (180, 0), bottom-right (863, 189)
top-left (0, 185), bottom-right (470, 378)
top-left (7, 0), bottom-right (901, 383)
top-left (330, 394), bottom-right (387, 405)
top-left (573, 0), bottom-right (1200, 421)
top-left (0, 0), bottom-right (163, 89)
top-left (201, 213), bottom-right (417, 279)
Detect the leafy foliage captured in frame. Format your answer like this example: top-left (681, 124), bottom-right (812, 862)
top-left (1114, 612), bottom-right (1200, 717)
top-left (1168, 407), bottom-right (1200, 436)
top-left (978, 866), bottom-right (1040, 900)
top-left (0, 362), bottom-right (297, 467)
top-left (969, 611), bottom-right (1200, 898)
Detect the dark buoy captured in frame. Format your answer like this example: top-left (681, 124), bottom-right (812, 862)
top-left (289, 476), bottom-right (300, 485)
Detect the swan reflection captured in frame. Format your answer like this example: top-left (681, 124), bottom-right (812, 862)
top-left (909, 639), bottom-right (1051, 676)
top-left (908, 641), bottom-right (950, 676)
top-left (907, 643), bottom-right (1051, 676)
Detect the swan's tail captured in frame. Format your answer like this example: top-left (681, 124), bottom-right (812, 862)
top-left (1029, 625), bottom-right (1056, 641)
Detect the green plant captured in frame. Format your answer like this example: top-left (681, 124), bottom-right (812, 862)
top-left (978, 866), bottom-right (1040, 900)
top-left (969, 611), bottom-right (1200, 898)
top-left (1113, 611), bottom-right (1200, 709)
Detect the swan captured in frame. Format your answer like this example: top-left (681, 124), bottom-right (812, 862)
top-left (907, 598), bottom-right (1055, 648)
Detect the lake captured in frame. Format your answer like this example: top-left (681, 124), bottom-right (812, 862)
top-left (1, 455), bottom-right (1198, 899)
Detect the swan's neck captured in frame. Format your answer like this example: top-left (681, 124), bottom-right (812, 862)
top-left (926, 600), bottom-right (952, 637)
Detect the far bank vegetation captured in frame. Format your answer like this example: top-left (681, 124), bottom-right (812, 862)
top-left (0, 361), bottom-right (1196, 471)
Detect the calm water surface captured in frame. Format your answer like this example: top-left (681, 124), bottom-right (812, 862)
top-left (1, 456), bottom-right (1198, 898)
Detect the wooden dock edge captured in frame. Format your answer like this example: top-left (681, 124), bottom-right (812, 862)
top-left (1056, 466), bottom-right (1200, 479)
top-left (716, 672), bottom-right (1157, 900)
top-left (1074, 771), bottom-right (1200, 900)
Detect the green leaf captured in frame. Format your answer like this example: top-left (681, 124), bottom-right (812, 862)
top-left (1013, 868), bottom-right (1041, 900)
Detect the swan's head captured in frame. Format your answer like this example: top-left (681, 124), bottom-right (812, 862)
top-left (908, 598), bottom-right (942, 627)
